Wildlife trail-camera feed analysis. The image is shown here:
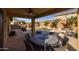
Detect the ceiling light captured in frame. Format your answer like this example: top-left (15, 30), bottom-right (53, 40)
top-left (24, 13), bottom-right (28, 15)
top-left (24, 12), bottom-right (35, 16)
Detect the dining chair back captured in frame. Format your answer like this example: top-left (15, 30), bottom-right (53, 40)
top-left (54, 36), bottom-right (69, 51)
top-left (62, 36), bottom-right (69, 46)
top-left (36, 31), bottom-right (42, 35)
top-left (25, 33), bottom-right (31, 42)
top-left (24, 40), bottom-right (32, 51)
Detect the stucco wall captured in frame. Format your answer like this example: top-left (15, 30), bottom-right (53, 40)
top-left (3, 9), bottom-right (9, 48)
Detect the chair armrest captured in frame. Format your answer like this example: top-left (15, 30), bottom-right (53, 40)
top-left (58, 41), bottom-right (62, 47)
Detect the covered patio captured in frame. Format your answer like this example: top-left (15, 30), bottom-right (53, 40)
top-left (0, 8), bottom-right (78, 51)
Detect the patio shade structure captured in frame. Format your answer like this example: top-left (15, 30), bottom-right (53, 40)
top-left (0, 8), bottom-right (75, 50)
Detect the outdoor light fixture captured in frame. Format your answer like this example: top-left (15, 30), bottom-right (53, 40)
top-left (24, 12), bottom-right (35, 16)
top-left (11, 22), bottom-right (14, 25)
top-left (24, 8), bottom-right (36, 16)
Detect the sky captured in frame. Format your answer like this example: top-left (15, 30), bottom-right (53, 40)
top-left (14, 8), bottom-right (77, 23)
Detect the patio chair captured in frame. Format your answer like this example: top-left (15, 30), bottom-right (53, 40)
top-left (25, 33), bottom-right (31, 42)
top-left (54, 36), bottom-right (69, 51)
top-left (21, 27), bottom-right (26, 31)
top-left (24, 40), bottom-right (33, 51)
top-left (9, 31), bottom-right (16, 36)
top-left (45, 44), bottom-right (55, 51)
top-left (24, 33), bottom-right (33, 51)
top-left (25, 33), bottom-right (44, 51)
top-left (49, 32), bottom-right (55, 35)
top-left (52, 32), bottom-right (58, 37)
top-left (36, 31), bottom-right (42, 35)
top-left (30, 41), bottom-right (44, 51)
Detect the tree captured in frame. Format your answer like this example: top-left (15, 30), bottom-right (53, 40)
top-left (68, 16), bottom-right (77, 30)
top-left (18, 21), bottom-right (21, 24)
top-left (74, 16), bottom-right (77, 26)
top-left (37, 22), bottom-right (40, 27)
top-left (52, 19), bottom-right (60, 28)
top-left (36, 22), bottom-right (40, 27)
top-left (20, 21), bottom-right (26, 24)
top-left (69, 16), bottom-right (75, 25)
top-left (62, 17), bottom-right (69, 28)
top-left (28, 24), bottom-right (31, 28)
top-left (44, 20), bottom-right (50, 26)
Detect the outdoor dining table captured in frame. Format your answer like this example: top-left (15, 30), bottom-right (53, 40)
top-left (30, 34), bottom-right (59, 50)
top-left (45, 35), bottom-right (59, 47)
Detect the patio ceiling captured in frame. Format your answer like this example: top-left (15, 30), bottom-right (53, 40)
top-left (6, 8), bottom-right (72, 18)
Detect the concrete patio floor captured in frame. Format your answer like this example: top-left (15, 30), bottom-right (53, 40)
top-left (8, 29), bottom-right (28, 51)
top-left (8, 29), bottom-right (78, 51)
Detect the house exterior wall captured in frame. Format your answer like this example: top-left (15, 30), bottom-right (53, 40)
top-left (3, 9), bottom-right (9, 48)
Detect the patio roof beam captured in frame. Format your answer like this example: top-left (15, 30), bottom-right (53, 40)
top-left (7, 13), bottom-right (32, 19)
top-left (35, 8), bottom-right (72, 18)
top-left (6, 8), bottom-right (72, 19)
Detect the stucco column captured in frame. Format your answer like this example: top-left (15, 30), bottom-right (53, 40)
top-left (31, 18), bottom-right (35, 37)
top-left (3, 9), bottom-right (9, 50)
top-left (77, 9), bottom-right (79, 51)
top-left (0, 9), bottom-right (9, 50)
